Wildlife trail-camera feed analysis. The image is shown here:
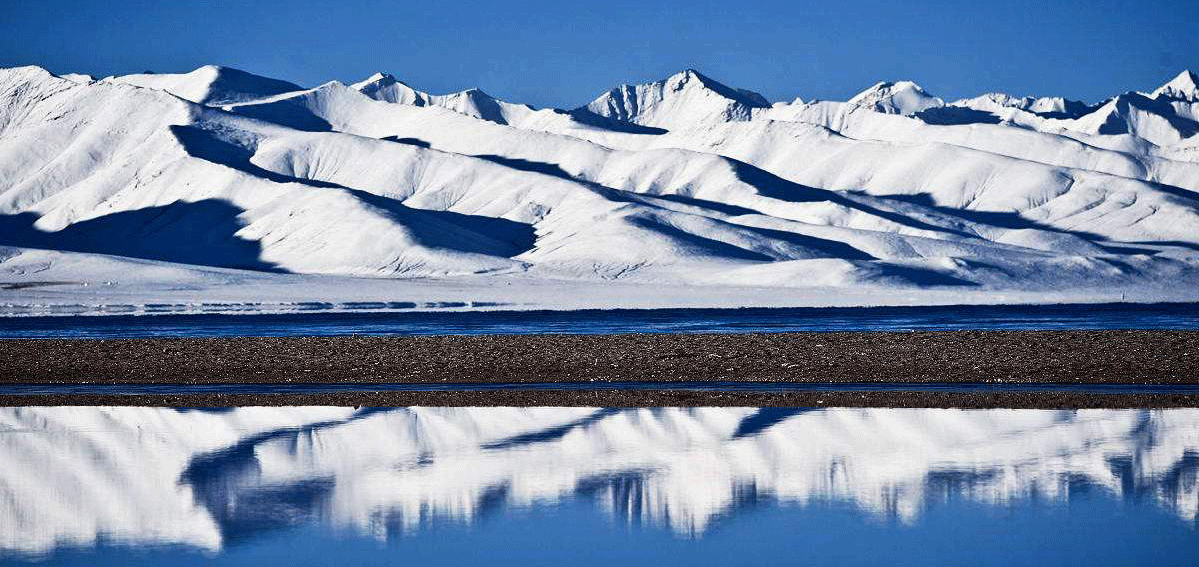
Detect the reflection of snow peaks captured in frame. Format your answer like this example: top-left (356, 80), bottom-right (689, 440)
top-left (1, 407), bottom-right (1197, 556)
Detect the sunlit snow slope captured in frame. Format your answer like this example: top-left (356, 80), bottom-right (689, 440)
top-left (2, 65), bottom-right (1198, 310)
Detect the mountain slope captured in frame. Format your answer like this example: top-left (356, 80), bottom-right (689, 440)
top-left (104, 65), bottom-right (304, 106)
top-left (2, 64), bottom-right (1198, 308)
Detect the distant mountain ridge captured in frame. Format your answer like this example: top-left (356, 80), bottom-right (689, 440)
top-left (1, 63), bottom-right (1198, 304)
top-left (86, 63), bottom-right (1199, 143)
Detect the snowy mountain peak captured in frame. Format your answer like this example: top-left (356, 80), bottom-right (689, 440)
top-left (352, 72), bottom-right (430, 106)
top-left (660, 68), bottom-right (708, 88)
top-left (353, 72), bottom-right (394, 86)
top-left (1153, 69), bottom-right (1199, 102)
top-left (59, 73), bottom-right (94, 84)
top-left (672, 68), bottom-right (771, 107)
top-left (955, 92), bottom-right (1032, 108)
top-left (343, 72), bottom-right (538, 125)
top-left (849, 80), bottom-right (944, 115)
top-left (664, 69), bottom-right (719, 89)
top-left (432, 87), bottom-right (530, 124)
top-left (0, 65), bottom-right (58, 84)
top-left (951, 92), bottom-right (1092, 119)
top-left (581, 69), bottom-right (770, 129)
top-left (652, 68), bottom-right (772, 108)
top-left (104, 65), bottom-right (303, 106)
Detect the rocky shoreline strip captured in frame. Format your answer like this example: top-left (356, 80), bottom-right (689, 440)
top-left (1, 330), bottom-right (1195, 407)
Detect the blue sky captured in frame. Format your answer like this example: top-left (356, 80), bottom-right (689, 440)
top-left (3, 0), bottom-right (1196, 108)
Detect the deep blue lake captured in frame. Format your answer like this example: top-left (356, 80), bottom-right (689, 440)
top-left (2, 407), bottom-right (1196, 566)
top-left (1, 302), bottom-right (1198, 338)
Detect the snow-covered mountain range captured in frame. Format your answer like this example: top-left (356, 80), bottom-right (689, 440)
top-left (2, 407), bottom-right (1196, 556)
top-left (2, 65), bottom-right (1198, 312)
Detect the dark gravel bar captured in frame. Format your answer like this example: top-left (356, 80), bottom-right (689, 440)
top-left (1, 330), bottom-right (1196, 407)
top-left (3, 330), bottom-right (1196, 384)
top-left (4, 391), bottom-right (1198, 409)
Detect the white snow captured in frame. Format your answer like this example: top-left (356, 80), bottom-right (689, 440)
top-left (2, 65), bottom-right (1199, 314)
top-left (952, 92), bottom-right (1092, 118)
top-left (582, 69), bottom-right (770, 128)
top-left (103, 65), bottom-right (303, 105)
top-left (352, 72), bottom-right (430, 106)
top-left (1153, 70), bottom-right (1199, 102)
top-left (57, 73), bottom-right (93, 85)
top-left (349, 71), bottom-right (551, 127)
top-left (846, 80), bottom-right (944, 115)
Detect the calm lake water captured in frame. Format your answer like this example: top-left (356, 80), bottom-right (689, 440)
top-left (1, 302), bottom-right (1198, 338)
top-left (2, 407), bottom-right (1196, 566)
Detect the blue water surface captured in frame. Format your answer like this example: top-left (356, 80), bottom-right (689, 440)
top-left (2, 302), bottom-right (1197, 338)
top-left (28, 496), bottom-right (1197, 567)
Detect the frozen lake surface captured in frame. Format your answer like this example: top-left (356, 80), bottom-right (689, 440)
top-left (1, 302), bottom-right (1197, 338)
top-left (1, 406), bottom-right (1196, 566)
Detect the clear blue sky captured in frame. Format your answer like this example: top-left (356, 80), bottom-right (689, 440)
top-left (3, 0), bottom-right (1196, 108)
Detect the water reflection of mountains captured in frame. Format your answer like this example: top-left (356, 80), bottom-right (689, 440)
top-left (2, 407), bottom-right (1197, 555)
